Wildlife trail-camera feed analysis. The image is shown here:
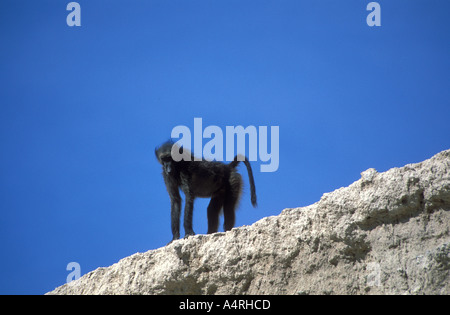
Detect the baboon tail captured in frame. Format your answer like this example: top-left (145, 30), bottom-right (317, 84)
top-left (230, 155), bottom-right (257, 208)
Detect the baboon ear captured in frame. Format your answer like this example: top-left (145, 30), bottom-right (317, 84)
top-left (163, 161), bottom-right (172, 174)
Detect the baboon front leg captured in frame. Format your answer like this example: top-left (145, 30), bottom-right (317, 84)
top-left (183, 194), bottom-right (195, 237)
top-left (167, 182), bottom-right (182, 244)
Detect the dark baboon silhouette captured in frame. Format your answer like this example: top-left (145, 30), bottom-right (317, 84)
top-left (155, 141), bottom-right (257, 243)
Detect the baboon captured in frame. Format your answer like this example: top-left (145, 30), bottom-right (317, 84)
top-left (155, 141), bottom-right (257, 243)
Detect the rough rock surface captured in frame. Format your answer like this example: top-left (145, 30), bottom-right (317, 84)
top-left (49, 150), bottom-right (450, 295)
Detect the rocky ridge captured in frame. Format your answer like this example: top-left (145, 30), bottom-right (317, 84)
top-left (49, 149), bottom-right (450, 295)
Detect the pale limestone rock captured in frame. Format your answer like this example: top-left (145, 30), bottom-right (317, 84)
top-left (48, 149), bottom-right (450, 295)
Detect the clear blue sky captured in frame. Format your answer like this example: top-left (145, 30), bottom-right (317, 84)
top-left (0, 0), bottom-right (449, 294)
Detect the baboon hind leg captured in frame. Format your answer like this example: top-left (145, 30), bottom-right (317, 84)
top-left (207, 192), bottom-right (224, 234)
top-left (223, 173), bottom-right (242, 232)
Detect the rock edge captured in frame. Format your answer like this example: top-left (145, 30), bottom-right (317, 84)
top-left (48, 149), bottom-right (450, 295)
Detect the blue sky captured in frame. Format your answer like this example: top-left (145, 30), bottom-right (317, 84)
top-left (0, 0), bottom-right (449, 294)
